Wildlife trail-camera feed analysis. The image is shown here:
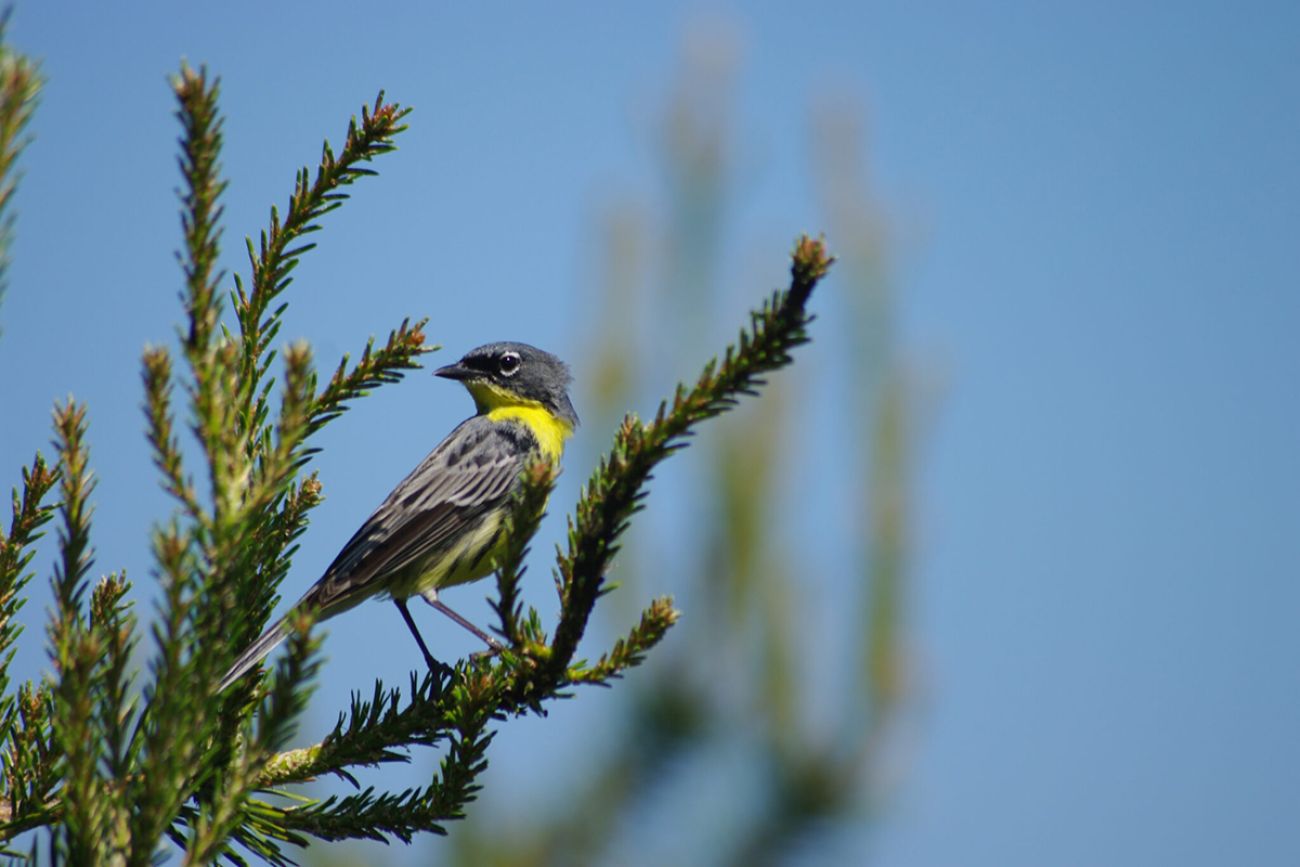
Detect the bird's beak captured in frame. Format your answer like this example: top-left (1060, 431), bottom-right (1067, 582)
top-left (434, 360), bottom-right (473, 381)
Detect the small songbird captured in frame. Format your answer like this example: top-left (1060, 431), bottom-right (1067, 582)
top-left (219, 341), bottom-right (578, 691)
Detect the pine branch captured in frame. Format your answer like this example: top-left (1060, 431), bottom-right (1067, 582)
top-left (0, 51), bottom-right (431, 859)
top-left (0, 28), bottom-right (51, 839)
top-left (226, 472), bottom-right (323, 660)
top-left (565, 596), bottom-right (680, 685)
top-left (157, 70), bottom-right (418, 862)
top-left (491, 461), bottom-right (558, 647)
top-left (545, 236), bottom-right (833, 681)
top-left (255, 671), bottom-right (446, 790)
top-left (218, 95), bottom-right (421, 656)
top-left (142, 347), bottom-right (202, 521)
top-left (309, 318), bottom-right (433, 437)
top-left (45, 401), bottom-right (107, 863)
top-left (0, 458), bottom-right (59, 840)
top-left (184, 613), bottom-right (322, 865)
top-left (241, 91), bottom-right (410, 324)
top-left (0, 454), bottom-right (57, 702)
top-left (0, 683), bottom-right (57, 836)
top-left (232, 91), bottom-right (413, 471)
top-left (209, 341), bottom-right (318, 658)
top-left (48, 403), bottom-right (94, 630)
top-left (0, 26), bottom-right (833, 858)
top-left (86, 573), bottom-right (136, 806)
top-left (234, 240), bottom-right (832, 858)
top-left (173, 64), bottom-right (226, 371)
top-left (125, 68), bottom-right (233, 861)
top-left (4, 226), bottom-right (829, 860)
top-left (269, 663), bottom-right (500, 845)
top-left (0, 11), bottom-right (40, 324)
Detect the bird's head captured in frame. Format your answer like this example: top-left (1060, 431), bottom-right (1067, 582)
top-left (435, 342), bottom-right (579, 429)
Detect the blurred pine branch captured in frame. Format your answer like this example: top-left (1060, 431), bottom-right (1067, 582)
top-left (447, 24), bottom-right (910, 867)
top-left (0, 10), bottom-right (37, 337)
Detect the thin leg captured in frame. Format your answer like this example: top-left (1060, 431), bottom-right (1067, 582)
top-left (419, 589), bottom-right (504, 651)
top-left (394, 597), bottom-right (450, 677)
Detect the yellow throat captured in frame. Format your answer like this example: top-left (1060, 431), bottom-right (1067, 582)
top-left (469, 382), bottom-right (573, 461)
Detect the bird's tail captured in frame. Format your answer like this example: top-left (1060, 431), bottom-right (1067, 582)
top-left (218, 616), bottom-right (291, 692)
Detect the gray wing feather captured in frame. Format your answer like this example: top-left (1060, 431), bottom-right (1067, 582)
top-left (219, 417), bottom-right (534, 691)
top-left (301, 417), bottom-right (530, 613)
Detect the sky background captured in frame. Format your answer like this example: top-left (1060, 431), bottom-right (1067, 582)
top-left (1, 2), bottom-right (1298, 865)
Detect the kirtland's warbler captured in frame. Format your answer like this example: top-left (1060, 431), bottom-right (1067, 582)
top-left (219, 341), bottom-right (577, 691)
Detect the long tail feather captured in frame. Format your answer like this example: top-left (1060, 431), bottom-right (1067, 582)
top-left (218, 616), bottom-right (291, 692)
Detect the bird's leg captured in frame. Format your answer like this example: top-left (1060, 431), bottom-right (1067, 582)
top-left (419, 589), bottom-right (505, 654)
top-left (393, 597), bottom-right (452, 679)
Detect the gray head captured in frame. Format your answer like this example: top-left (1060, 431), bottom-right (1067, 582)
top-left (434, 341), bottom-right (579, 428)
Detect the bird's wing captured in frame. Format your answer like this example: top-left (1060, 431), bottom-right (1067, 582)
top-left (299, 417), bottom-right (534, 613)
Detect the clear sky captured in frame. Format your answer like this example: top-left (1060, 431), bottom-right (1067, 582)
top-left (1, 2), bottom-right (1297, 865)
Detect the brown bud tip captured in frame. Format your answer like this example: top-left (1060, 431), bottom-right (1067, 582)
top-left (791, 234), bottom-right (835, 283)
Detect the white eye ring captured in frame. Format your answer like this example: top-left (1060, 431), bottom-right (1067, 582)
top-left (498, 352), bottom-right (522, 376)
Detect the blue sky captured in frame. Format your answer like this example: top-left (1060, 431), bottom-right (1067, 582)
top-left (1, 2), bottom-right (1298, 865)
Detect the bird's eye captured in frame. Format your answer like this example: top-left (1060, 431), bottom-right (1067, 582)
top-left (498, 352), bottom-right (522, 376)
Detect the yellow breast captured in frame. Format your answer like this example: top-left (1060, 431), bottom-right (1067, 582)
top-left (468, 382), bottom-right (573, 461)
top-left (486, 403), bottom-right (572, 460)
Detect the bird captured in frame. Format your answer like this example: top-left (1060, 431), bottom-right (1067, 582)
top-left (218, 341), bottom-right (578, 692)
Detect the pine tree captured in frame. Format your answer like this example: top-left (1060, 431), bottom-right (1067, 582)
top-left (0, 48), bottom-right (832, 864)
